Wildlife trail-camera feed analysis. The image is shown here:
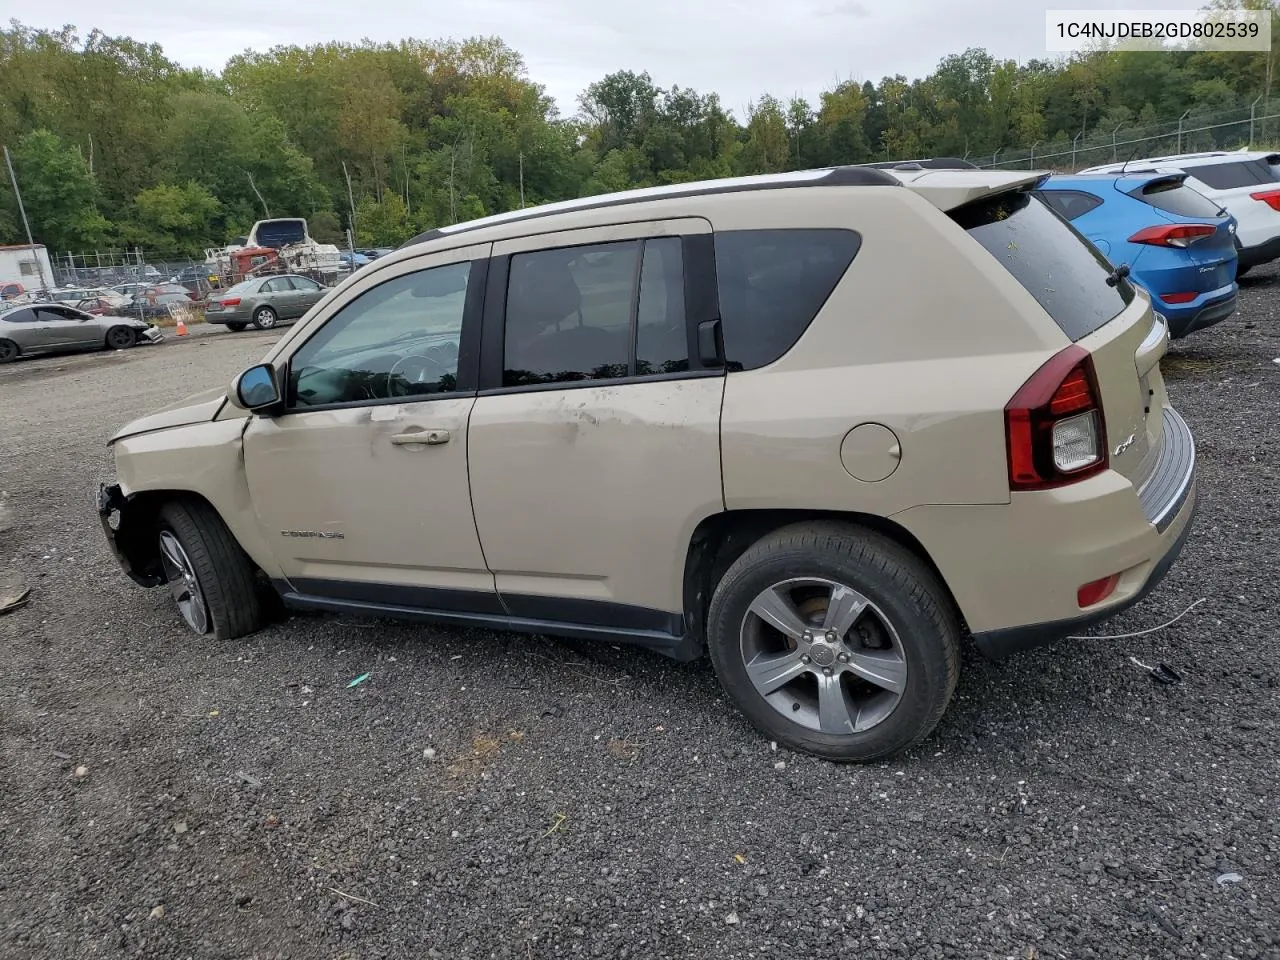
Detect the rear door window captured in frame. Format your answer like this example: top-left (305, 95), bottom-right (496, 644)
top-left (713, 228), bottom-right (861, 370)
top-left (1132, 177), bottom-right (1223, 217)
top-left (952, 189), bottom-right (1133, 342)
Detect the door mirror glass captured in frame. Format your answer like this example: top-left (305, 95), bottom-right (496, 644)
top-left (233, 363), bottom-right (281, 410)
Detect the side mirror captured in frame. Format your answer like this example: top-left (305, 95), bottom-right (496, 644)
top-left (230, 363), bottom-right (282, 412)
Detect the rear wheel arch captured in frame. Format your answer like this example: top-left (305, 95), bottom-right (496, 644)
top-left (682, 509), bottom-right (967, 652)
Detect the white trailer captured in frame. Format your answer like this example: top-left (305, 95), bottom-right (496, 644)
top-left (0, 244), bottom-right (53, 298)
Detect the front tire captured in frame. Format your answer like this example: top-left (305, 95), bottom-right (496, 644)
top-left (105, 326), bottom-right (136, 350)
top-left (706, 522), bottom-right (960, 762)
top-left (251, 306), bottom-right (277, 330)
top-left (157, 499), bottom-right (264, 640)
top-left (0, 338), bottom-right (18, 363)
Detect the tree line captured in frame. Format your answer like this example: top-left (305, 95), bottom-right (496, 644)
top-left (1, 3), bottom-right (1278, 258)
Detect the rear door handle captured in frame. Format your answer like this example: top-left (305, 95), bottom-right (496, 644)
top-left (390, 429), bottom-right (451, 446)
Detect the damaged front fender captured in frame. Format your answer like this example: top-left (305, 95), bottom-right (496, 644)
top-left (97, 483), bottom-right (165, 587)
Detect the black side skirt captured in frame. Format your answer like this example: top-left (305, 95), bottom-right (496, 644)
top-left (272, 578), bottom-right (701, 662)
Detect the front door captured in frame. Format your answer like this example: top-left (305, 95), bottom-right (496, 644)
top-left (35, 305), bottom-right (98, 348)
top-left (467, 220), bottom-right (726, 631)
top-left (242, 242), bottom-right (498, 614)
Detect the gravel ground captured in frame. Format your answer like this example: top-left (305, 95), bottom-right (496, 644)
top-left (0, 286), bottom-right (1277, 960)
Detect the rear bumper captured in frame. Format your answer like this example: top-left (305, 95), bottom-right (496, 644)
top-left (893, 406), bottom-right (1198, 659)
top-left (1236, 234), bottom-right (1280, 269)
top-left (1165, 291), bottom-right (1237, 338)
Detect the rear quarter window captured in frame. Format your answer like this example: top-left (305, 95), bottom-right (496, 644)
top-left (1188, 159), bottom-right (1280, 190)
top-left (952, 189), bottom-right (1133, 342)
top-left (1035, 189), bottom-right (1103, 221)
top-left (713, 228), bottom-right (861, 370)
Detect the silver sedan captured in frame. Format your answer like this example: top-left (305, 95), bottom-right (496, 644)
top-left (204, 273), bottom-right (329, 331)
top-left (0, 302), bottom-right (163, 363)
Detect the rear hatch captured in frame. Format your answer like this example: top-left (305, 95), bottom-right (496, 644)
top-left (947, 184), bottom-right (1167, 492)
top-left (1116, 173), bottom-right (1237, 292)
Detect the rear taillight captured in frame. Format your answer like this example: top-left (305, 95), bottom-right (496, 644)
top-left (1004, 345), bottom-right (1109, 491)
top-left (1127, 224), bottom-right (1216, 247)
top-left (220, 297), bottom-right (241, 306)
top-left (1249, 188), bottom-right (1280, 212)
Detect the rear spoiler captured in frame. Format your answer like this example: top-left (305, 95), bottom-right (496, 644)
top-left (889, 169), bottom-right (1049, 212)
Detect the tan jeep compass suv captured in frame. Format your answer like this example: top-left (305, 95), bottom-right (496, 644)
top-left (98, 165), bottom-right (1197, 761)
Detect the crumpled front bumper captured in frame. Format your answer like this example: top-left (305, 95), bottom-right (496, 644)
top-left (97, 483), bottom-right (164, 587)
top-left (138, 325), bottom-right (165, 344)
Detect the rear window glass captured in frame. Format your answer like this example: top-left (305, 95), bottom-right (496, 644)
top-left (1188, 159), bottom-right (1280, 190)
top-left (1134, 178), bottom-right (1224, 217)
top-left (713, 228), bottom-right (861, 370)
top-left (952, 189), bottom-right (1133, 342)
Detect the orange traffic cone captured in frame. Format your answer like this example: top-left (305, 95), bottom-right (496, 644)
top-left (176, 316), bottom-right (188, 337)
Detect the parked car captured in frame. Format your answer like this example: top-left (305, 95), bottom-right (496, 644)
top-left (0, 302), bottom-right (162, 362)
top-left (339, 251), bottom-right (371, 270)
top-left (1080, 150), bottom-right (1280, 276)
top-left (1034, 172), bottom-right (1238, 338)
top-left (204, 274), bottom-right (329, 331)
top-left (134, 283), bottom-right (196, 319)
top-left (98, 165), bottom-right (1196, 762)
top-left (53, 286), bottom-right (132, 313)
top-left (1, 281), bottom-right (26, 301)
top-left (360, 248), bottom-right (395, 260)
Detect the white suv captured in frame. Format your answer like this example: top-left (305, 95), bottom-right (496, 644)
top-left (1081, 150), bottom-right (1280, 275)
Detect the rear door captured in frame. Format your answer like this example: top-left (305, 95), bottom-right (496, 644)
top-left (467, 218), bottom-right (725, 628)
top-left (952, 188), bottom-right (1165, 490)
top-left (259, 276), bottom-right (294, 316)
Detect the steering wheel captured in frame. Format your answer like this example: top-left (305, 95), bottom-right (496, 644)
top-left (387, 353), bottom-right (450, 397)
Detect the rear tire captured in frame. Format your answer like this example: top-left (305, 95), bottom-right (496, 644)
top-left (226, 322), bottom-right (247, 332)
top-left (157, 499), bottom-right (264, 641)
top-left (1236, 264), bottom-right (1252, 279)
top-left (251, 307), bottom-right (277, 330)
top-left (706, 521), bottom-right (961, 762)
top-left (0, 338), bottom-right (18, 363)
top-left (105, 326), bottom-right (136, 350)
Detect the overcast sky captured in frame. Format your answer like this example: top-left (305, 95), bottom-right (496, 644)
top-left (11, 0), bottom-right (1202, 119)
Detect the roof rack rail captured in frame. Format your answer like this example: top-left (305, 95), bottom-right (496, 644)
top-left (398, 165), bottom-right (901, 249)
top-left (862, 157), bottom-right (979, 171)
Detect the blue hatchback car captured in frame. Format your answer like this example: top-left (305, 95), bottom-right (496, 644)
top-left (1033, 172), bottom-right (1238, 338)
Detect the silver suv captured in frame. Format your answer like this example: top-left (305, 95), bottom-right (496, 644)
top-left (98, 166), bottom-right (1197, 761)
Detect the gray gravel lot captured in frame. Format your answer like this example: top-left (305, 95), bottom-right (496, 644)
top-left (0, 290), bottom-right (1277, 960)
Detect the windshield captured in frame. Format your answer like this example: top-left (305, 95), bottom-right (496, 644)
top-left (952, 188), bottom-right (1134, 342)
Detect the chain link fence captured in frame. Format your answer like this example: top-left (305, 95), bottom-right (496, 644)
top-left (979, 99), bottom-right (1280, 172)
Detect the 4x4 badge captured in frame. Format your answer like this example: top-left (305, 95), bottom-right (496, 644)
top-left (1113, 433), bottom-right (1137, 456)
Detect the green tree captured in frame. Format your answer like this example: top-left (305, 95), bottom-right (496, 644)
top-left (737, 95), bottom-right (790, 174)
top-left (10, 128), bottom-right (110, 250)
top-left (121, 181), bottom-right (221, 257)
top-left (355, 193), bottom-right (411, 246)
top-left (308, 210), bottom-right (343, 244)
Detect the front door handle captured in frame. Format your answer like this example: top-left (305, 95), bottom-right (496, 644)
top-left (390, 429), bottom-right (451, 446)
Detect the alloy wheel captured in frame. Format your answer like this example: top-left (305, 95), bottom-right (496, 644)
top-left (158, 530), bottom-right (211, 634)
top-left (739, 577), bottom-right (908, 736)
